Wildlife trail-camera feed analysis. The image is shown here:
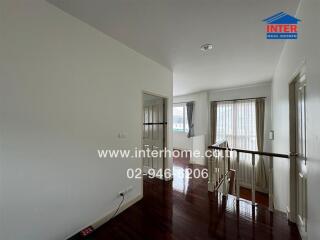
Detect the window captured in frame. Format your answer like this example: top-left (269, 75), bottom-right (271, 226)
top-left (216, 99), bottom-right (257, 151)
top-left (173, 104), bottom-right (189, 132)
top-left (214, 99), bottom-right (265, 187)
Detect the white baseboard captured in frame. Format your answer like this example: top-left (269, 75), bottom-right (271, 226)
top-left (93, 194), bottom-right (143, 229)
top-left (65, 194), bottom-right (143, 239)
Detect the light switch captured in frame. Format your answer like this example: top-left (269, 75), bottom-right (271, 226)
top-left (269, 130), bottom-right (274, 140)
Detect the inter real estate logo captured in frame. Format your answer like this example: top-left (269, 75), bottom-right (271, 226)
top-left (263, 12), bottom-right (301, 40)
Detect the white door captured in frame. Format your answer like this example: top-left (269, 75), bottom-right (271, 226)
top-left (143, 96), bottom-right (164, 177)
top-left (293, 73), bottom-right (308, 239)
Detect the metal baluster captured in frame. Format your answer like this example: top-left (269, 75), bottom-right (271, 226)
top-left (227, 149), bottom-right (231, 192)
top-left (223, 149), bottom-right (227, 195)
top-left (236, 151), bottom-right (240, 200)
top-left (227, 148), bottom-right (231, 171)
top-left (269, 156), bottom-right (274, 211)
top-left (251, 153), bottom-right (256, 205)
top-left (218, 150), bottom-right (221, 187)
top-left (208, 149), bottom-right (212, 192)
top-left (213, 149), bottom-right (217, 191)
top-left (214, 150), bottom-right (218, 187)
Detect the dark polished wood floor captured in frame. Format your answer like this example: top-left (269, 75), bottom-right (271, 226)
top-left (173, 152), bottom-right (270, 207)
top-left (90, 155), bottom-right (301, 240)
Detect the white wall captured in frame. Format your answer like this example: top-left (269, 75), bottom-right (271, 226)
top-left (272, 0), bottom-right (320, 238)
top-left (173, 82), bottom-right (272, 154)
top-left (0, 1), bottom-right (173, 239)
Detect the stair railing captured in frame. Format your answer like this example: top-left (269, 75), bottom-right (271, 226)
top-left (208, 140), bottom-right (289, 211)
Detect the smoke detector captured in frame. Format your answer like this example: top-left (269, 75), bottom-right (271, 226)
top-left (200, 43), bottom-right (213, 51)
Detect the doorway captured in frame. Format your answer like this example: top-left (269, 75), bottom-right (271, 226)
top-left (142, 93), bottom-right (167, 179)
top-left (289, 66), bottom-right (307, 239)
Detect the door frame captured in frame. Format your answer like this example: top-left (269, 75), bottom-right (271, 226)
top-left (288, 61), bottom-right (307, 238)
top-left (141, 91), bottom-right (169, 181)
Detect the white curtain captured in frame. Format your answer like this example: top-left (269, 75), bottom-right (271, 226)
top-left (216, 99), bottom-right (257, 187)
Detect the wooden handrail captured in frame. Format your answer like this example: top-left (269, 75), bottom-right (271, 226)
top-left (143, 122), bottom-right (167, 125)
top-left (208, 145), bottom-right (289, 159)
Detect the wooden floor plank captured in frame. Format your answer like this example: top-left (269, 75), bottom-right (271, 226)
top-left (90, 155), bottom-right (301, 240)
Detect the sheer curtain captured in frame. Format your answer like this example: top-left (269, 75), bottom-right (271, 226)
top-left (215, 99), bottom-right (257, 187)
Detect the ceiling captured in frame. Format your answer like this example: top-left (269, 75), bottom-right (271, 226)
top-left (48, 0), bottom-right (300, 96)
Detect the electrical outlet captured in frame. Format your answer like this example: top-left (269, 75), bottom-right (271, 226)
top-left (118, 186), bottom-right (133, 197)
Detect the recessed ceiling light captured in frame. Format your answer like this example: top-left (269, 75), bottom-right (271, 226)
top-left (200, 43), bottom-right (213, 51)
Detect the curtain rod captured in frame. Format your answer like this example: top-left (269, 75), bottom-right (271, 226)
top-left (211, 97), bottom-right (266, 103)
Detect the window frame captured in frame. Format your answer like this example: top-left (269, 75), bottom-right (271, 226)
top-left (215, 99), bottom-right (258, 151)
top-left (173, 103), bottom-right (189, 133)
